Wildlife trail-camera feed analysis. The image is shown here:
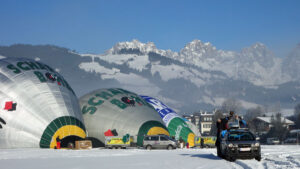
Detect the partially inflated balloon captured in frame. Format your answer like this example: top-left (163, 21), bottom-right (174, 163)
top-left (0, 58), bottom-right (86, 148)
top-left (80, 88), bottom-right (169, 147)
top-left (141, 96), bottom-right (195, 147)
top-left (183, 119), bottom-right (201, 137)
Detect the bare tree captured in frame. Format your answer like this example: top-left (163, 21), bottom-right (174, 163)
top-left (294, 103), bottom-right (300, 128)
top-left (210, 109), bottom-right (224, 136)
top-left (294, 103), bottom-right (300, 116)
top-left (245, 106), bottom-right (265, 133)
top-left (244, 106), bottom-right (264, 122)
top-left (267, 113), bottom-right (288, 142)
top-left (220, 98), bottom-right (242, 114)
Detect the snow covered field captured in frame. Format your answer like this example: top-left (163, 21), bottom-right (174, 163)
top-left (1, 145), bottom-right (300, 169)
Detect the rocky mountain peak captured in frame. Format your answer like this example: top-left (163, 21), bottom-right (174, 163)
top-left (180, 40), bottom-right (217, 58)
top-left (282, 43), bottom-right (300, 79)
top-left (241, 42), bottom-right (271, 57)
top-left (240, 42), bottom-right (275, 68)
top-left (107, 39), bottom-right (158, 55)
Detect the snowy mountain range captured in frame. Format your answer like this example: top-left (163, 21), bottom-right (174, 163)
top-left (0, 40), bottom-right (300, 114)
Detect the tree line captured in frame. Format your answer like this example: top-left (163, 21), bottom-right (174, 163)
top-left (209, 98), bottom-right (300, 143)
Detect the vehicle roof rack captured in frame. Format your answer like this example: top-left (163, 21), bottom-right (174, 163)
top-left (229, 128), bottom-right (249, 131)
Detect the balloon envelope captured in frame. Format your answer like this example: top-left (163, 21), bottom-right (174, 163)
top-left (141, 95), bottom-right (195, 147)
top-left (80, 88), bottom-right (169, 147)
top-left (0, 58), bottom-right (86, 148)
top-left (182, 118), bottom-right (201, 137)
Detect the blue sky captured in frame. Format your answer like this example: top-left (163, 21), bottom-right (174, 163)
top-left (0, 0), bottom-right (299, 57)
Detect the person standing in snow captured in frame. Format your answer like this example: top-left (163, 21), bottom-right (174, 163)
top-left (179, 137), bottom-right (184, 149)
top-left (215, 111), bottom-right (234, 157)
top-left (56, 136), bottom-right (61, 149)
top-left (238, 116), bottom-right (247, 128)
top-left (216, 119), bottom-right (222, 156)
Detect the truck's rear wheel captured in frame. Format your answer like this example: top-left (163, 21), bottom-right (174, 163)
top-left (146, 145), bottom-right (152, 150)
top-left (255, 155), bottom-right (261, 161)
top-left (167, 145), bottom-right (173, 150)
top-left (230, 156), bottom-right (236, 162)
top-left (225, 148), bottom-right (231, 161)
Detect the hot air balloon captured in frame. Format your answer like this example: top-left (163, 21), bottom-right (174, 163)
top-left (141, 96), bottom-right (195, 147)
top-left (0, 58), bottom-right (86, 149)
top-left (182, 118), bottom-right (201, 137)
top-left (79, 88), bottom-right (169, 147)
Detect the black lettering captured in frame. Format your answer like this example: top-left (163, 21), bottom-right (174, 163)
top-left (88, 97), bottom-right (104, 106)
top-left (36, 62), bottom-right (46, 70)
top-left (82, 105), bottom-right (97, 115)
top-left (6, 64), bottom-right (21, 74)
top-left (34, 71), bottom-right (47, 82)
top-left (44, 64), bottom-right (55, 72)
top-left (17, 62), bottom-right (31, 71)
top-left (107, 88), bottom-right (123, 95)
top-left (95, 91), bottom-right (113, 100)
top-left (25, 62), bottom-right (39, 70)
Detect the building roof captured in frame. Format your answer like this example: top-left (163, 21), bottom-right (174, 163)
top-left (256, 117), bottom-right (294, 125)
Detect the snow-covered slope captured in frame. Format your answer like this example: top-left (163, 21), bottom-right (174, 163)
top-left (282, 43), bottom-right (300, 80)
top-left (1, 42), bottom-right (300, 113)
top-left (77, 40), bottom-right (300, 112)
top-left (1, 146), bottom-right (300, 169)
top-left (102, 40), bottom-right (289, 88)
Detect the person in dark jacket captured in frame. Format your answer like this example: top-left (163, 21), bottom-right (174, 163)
top-left (216, 119), bottom-right (222, 157)
top-left (215, 111), bottom-right (234, 157)
top-left (200, 137), bottom-right (204, 148)
top-left (238, 116), bottom-right (247, 128)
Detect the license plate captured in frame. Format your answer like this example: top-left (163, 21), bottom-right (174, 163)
top-left (240, 147), bottom-right (251, 151)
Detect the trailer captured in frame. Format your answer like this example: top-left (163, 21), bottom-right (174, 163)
top-left (195, 136), bottom-right (216, 148)
top-left (104, 135), bottom-right (133, 149)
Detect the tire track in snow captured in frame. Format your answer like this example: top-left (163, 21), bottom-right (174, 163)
top-left (286, 156), bottom-right (300, 167)
top-left (230, 159), bottom-right (265, 169)
top-left (230, 160), bottom-right (252, 169)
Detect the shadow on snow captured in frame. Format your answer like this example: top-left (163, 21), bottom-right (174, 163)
top-left (180, 153), bottom-right (222, 160)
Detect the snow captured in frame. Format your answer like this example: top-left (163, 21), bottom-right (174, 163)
top-left (239, 100), bottom-right (260, 109)
top-left (78, 61), bottom-right (161, 95)
top-left (80, 39), bottom-right (295, 89)
top-left (79, 62), bottom-right (120, 76)
top-left (264, 110), bottom-right (295, 118)
top-left (77, 40), bottom-right (299, 112)
top-left (1, 145), bottom-right (300, 169)
top-left (257, 116), bottom-right (294, 124)
top-left (281, 109), bottom-right (295, 117)
top-left (107, 39), bottom-right (158, 55)
top-left (151, 64), bottom-right (208, 87)
top-left (199, 96), bottom-right (261, 110)
top-left (81, 53), bottom-right (150, 72)
top-left (200, 95), bottom-right (216, 105)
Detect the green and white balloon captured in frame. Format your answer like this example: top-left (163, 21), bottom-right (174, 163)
top-left (80, 88), bottom-right (169, 147)
top-left (0, 58), bottom-right (86, 149)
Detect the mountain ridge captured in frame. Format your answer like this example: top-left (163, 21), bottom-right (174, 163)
top-left (0, 40), bottom-right (299, 114)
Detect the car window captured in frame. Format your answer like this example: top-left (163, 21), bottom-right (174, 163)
top-left (160, 136), bottom-right (168, 141)
top-left (151, 136), bottom-right (159, 141)
top-left (144, 136), bottom-right (159, 141)
top-left (228, 131), bottom-right (255, 141)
